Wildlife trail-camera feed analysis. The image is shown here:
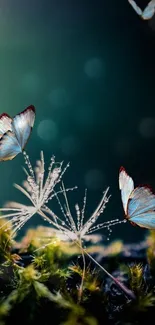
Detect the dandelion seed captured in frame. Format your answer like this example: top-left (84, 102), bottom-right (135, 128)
top-left (0, 151), bottom-right (74, 237)
top-left (42, 183), bottom-right (123, 243)
top-left (0, 151), bottom-right (134, 300)
top-left (38, 184), bottom-right (133, 301)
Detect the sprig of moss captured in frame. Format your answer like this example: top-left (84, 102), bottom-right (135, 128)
top-left (0, 219), bottom-right (14, 262)
top-left (0, 224), bottom-right (155, 324)
top-left (128, 264), bottom-right (144, 293)
top-left (33, 239), bottom-right (70, 279)
top-left (69, 264), bottom-right (100, 293)
top-left (0, 264), bottom-right (62, 321)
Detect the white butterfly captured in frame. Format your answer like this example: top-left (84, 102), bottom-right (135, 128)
top-left (0, 105), bottom-right (35, 161)
top-left (119, 167), bottom-right (155, 229)
top-left (128, 0), bottom-right (155, 20)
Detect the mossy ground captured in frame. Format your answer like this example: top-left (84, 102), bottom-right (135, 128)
top-left (0, 221), bottom-right (155, 325)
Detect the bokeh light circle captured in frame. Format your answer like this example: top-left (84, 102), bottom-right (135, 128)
top-left (139, 117), bottom-right (155, 138)
top-left (84, 57), bottom-right (104, 79)
top-left (37, 119), bottom-right (58, 141)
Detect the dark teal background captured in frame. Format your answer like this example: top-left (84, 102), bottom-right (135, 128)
top-left (0, 0), bottom-right (155, 242)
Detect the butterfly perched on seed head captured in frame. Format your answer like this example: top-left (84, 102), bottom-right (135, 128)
top-left (0, 105), bottom-right (35, 161)
top-left (119, 167), bottom-right (155, 229)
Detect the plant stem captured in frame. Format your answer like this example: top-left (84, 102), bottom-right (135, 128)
top-left (37, 210), bottom-right (135, 300)
top-left (83, 249), bottom-right (135, 300)
top-left (77, 240), bottom-right (86, 303)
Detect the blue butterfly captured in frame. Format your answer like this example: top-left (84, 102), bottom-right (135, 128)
top-left (128, 0), bottom-right (155, 20)
top-left (0, 105), bottom-right (35, 161)
top-left (119, 167), bottom-right (155, 229)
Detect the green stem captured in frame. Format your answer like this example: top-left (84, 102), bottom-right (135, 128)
top-left (77, 240), bottom-right (86, 303)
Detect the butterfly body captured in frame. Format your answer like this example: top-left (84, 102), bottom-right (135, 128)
top-left (119, 167), bottom-right (155, 229)
top-left (0, 105), bottom-right (35, 161)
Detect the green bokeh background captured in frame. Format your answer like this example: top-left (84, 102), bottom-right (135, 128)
top-left (0, 0), bottom-right (155, 242)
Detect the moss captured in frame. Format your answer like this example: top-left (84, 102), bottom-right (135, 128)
top-left (69, 264), bottom-right (101, 293)
top-left (0, 224), bottom-right (155, 325)
top-left (0, 219), bottom-right (15, 263)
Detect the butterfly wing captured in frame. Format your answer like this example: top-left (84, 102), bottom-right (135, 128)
top-left (127, 186), bottom-right (155, 216)
top-left (0, 113), bottom-right (12, 139)
top-left (119, 167), bottom-right (134, 215)
top-left (129, 211), bottom-right (155, 229)
top-left (128, 0), bottom-right (155, 20)
top-left (127, 187), bottom-right (155, 229)
top-left (128, 0), bottom-right (143, 16)
top-left (142, 1), bottom-right (155, 20)
top-left (0, 131), bottom-right (22, 161)
top-left (12, 105), bottom-right (35, 150)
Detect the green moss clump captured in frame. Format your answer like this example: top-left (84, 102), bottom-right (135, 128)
top-left (0, 224), bottom-right (155, 325)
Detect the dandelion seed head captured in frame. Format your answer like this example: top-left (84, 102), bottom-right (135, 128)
top-left (0, 152), bottom-right (126, 246)
top-left (0, 151), bottom-right (70, 237)
top-left (42, 186), bottom-right (124, 245)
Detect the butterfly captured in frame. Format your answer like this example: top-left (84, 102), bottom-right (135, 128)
top-left (128, 0), bottom-right (155, 20)
top-left (119, 166), bottom-right (155, 229)
top-left (0, 105), bottom-right (35, 161)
